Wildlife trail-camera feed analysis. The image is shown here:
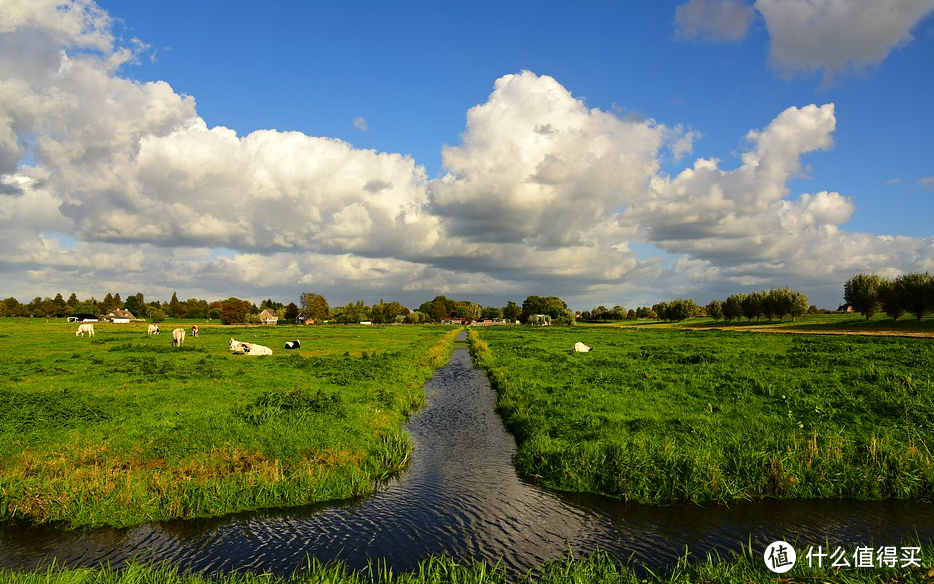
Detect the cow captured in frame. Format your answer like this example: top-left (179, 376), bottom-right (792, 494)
top-left (191, 324), bottom-right (199, 337)
top-left (573, 342), bottom-right (592, 353)
top-left (171, 328), bottom-right (185, 347)
top-left (229, 337), bottom-right (273, 356)
top-left (75, 323), bottom-right (95, 337)
top-left (284, 340), bottom-right (301, 350)
top-left (147, 324), bottom-right (160, 335)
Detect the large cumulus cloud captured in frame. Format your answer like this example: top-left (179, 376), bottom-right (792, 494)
top-left (1, 0), bottom-right (932, 309)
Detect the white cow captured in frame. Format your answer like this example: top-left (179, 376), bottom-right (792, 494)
top-left (171, 328), bottom-right (185, 346)
top-left (573, 341), bottom-right (592, 353)
top-left (75, 323), bottom-right (95, 337)
top-left (147, 324), bottom-right (160, 335)
top-left (229, 337), bottom-right (273, 356)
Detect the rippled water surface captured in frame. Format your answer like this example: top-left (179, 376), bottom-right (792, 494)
top-left (2, 335), bottom-right (933, 576)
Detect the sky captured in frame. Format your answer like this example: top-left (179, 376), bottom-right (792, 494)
top-left (1, 0), bottom-right (933, 312)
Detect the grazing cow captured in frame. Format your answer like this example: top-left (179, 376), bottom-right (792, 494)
top-left (192, 325), bottom-right (199, 337)
top-left (284, 339), bottom-right (301, 350)
top-left (171, 328), bottom-right (185, 347)
top-left (573, 342), bottom-right (592, 353)
top-left (147, 324), bottom-right (160, 335)
top-left (75, 323), bottom-right (95, 337)
top-left (229, 337), bottom-right (273, 356)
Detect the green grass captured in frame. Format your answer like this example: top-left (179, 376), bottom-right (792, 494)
top-left (470, 324), bottom-right (934, 504)
top-left (3, 546), bottom-right (933, 584)
top-left (0, 319), bottom-right (460, 528)
top-left (630, 311), bottom-right (934, 336)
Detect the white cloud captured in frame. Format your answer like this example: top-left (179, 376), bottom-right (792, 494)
top-left (756, 0), bottom-right (934, 79)
top-left (918, 176), bottom-right (934, 191)
top-left (353, 116), bottom-right (368, 131)
top-left (674, 0), bottom-right (757, 41)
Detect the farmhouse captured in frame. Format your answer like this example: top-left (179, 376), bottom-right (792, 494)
top-left (258, 309), bottom-right (279, 325)
top-left (105, 309), bottom-right (135, 323)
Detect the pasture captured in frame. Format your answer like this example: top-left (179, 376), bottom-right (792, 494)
top-left (0, 319), bottom-right (458, 527)
top-left (470, 325), bottom-right (934, 503)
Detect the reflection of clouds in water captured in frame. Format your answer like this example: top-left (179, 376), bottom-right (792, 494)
top-left (2, 347), bottom-right (934, 577)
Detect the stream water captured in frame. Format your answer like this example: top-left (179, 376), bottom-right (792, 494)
top-left (2, 335), bottom-right (933, 577)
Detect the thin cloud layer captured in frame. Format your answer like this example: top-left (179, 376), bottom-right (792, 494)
top-left (674, 0), bottom-right (756, 42)
top-left (1, 0), bottom-right (932, 309)
top-left (673, 0), bottom-right (934, 79)
top-left (757, 0), bottom-right (934, 78)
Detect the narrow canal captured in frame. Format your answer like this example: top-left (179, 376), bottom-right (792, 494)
top-left (1, 333), bottom-right (932, 577)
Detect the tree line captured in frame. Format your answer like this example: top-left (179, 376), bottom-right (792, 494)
top-left (578, 287), bottom-right (811, 324)
top-left (0, 290), bottom-right (575, 326)
top-left (844, 272), bottom-right (934, 321)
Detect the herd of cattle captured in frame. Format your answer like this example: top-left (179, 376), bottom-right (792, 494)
top-left (73, 323), bottom-right (303, 355)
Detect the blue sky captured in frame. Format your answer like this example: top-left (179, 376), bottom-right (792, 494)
top-left (2, 0), bottom-right (933, 311)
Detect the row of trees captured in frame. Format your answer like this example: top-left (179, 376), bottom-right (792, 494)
top-left (0, 291), bottom-right (297, 323)
top-left (706, 287), bottom-right (810, 323)
top-left (12, 274), bottom-right (932, 326)
top-left (844, 272), bottom-right (934, 321)
top-left (579, 305), bottom-right (656, 322)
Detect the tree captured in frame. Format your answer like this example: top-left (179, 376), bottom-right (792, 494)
top-left (464, 302), bottom-right (482, 322)
top-left (502, 301), bottom-right (521, 322)
top-left (666, 298), bottom-right (698, 322)
top-left (284, 302), bottom-right (300, 321)
top-left (481, 306), bottom-right (503, 320)
top-left (168, 292), bottom-right (182, 318)
top-left (220, 297), bottom-right (252, 324)
top-left (300, 292), bottom-right (330, 322)
top-left (741, 291), bottom-right (763, 322)
top-left (788, 290), bottom-right (809, 322)
top-left (723, 294), bottom-right (745, 322)
top-left (894, 272), bottom-right (933, 322)
top-left (124, 292), bottom-right (145, 318)
top-left (705, 300), bottom-right (724, 321)
top-left (844, 273), bottom-right (883, 321)
top-left (878, 279), bottom-right (903, 321)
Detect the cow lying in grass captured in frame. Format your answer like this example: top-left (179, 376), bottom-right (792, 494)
top-left (284, 340), bottom-right (301, 349)
top-left (229, 337), bottom-right (273, 356)
top-left (573, 342), bottom-right (592, 353)
top-left (75, 323), bottom-right (95, 337)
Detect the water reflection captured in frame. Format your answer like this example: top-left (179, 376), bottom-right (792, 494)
top-left (1, 337), bottom-right (932, 577)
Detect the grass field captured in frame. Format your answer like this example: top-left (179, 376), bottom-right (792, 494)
top-left (0, 319), bottom-right (459, 527)
top-left (3, 547), bottom-right (933, 584)
top-left (470, 320), bottom-right (934, 504)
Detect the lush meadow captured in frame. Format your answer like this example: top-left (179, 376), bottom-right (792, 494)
top-left (0, 319), bottom-right (459, 527)
top-left (470, 324), bottom-right (934, 503)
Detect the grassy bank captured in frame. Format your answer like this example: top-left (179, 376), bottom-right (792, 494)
top-left (3, 547), bottom-right (933, 584)
top-left (469, 325), bottom-right (934, 503)
top-left (0, 319), bottom-right (460, 527)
